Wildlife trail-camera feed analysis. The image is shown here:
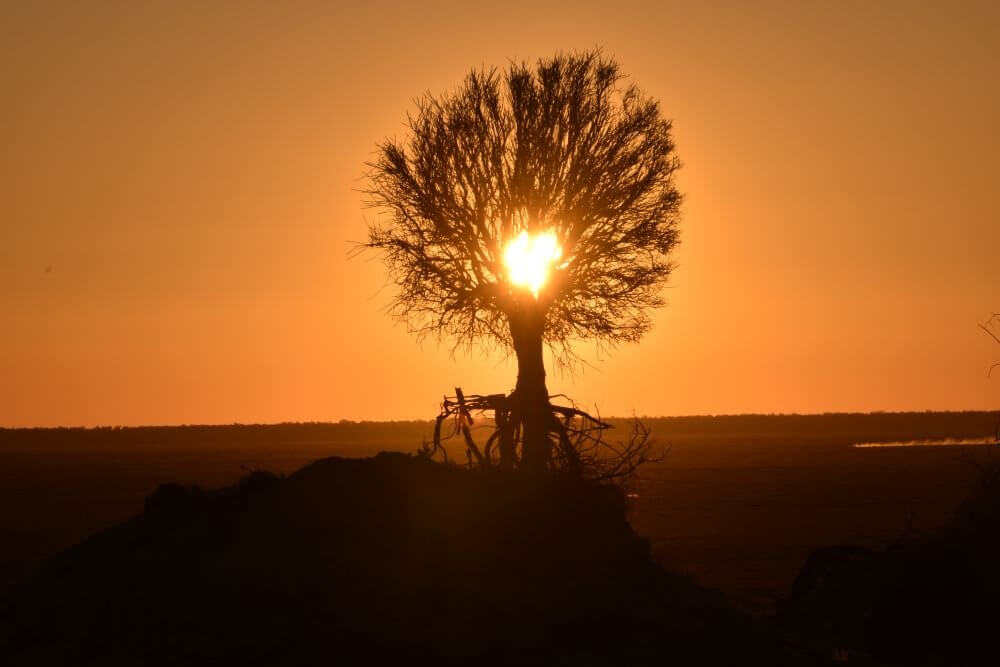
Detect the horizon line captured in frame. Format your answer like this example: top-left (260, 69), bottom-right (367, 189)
top-left (3, 408), bottom-right (999, 431)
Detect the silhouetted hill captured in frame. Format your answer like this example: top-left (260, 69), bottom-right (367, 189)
top-left (783, 460), bottom-right (1000, 665)
top-left (0, 453), bottom-right (777, 665)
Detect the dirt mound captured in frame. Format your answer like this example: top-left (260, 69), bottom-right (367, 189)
top-left (0, 453), bottom-right (771, 665)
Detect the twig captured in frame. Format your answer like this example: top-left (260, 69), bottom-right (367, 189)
top-left (430, 387), bottom-right (659, 481)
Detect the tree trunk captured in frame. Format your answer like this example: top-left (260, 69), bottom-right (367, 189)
top-left (509, 304), bottom-right (551, 473)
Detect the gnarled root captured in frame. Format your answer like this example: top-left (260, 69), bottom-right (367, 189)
top-left (423, 387), bottom-right (664, 481)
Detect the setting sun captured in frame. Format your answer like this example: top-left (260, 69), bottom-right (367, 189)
top-left (503, 230), bottom-right (563, 298)
top-left (4, 5), bottom-right (1000, 664)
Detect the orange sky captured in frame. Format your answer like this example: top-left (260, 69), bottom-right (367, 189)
top-left (2, 1), bottom-right (998, 427)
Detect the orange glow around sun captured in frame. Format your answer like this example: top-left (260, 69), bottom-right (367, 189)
top-left (503, 230), bottom-right (562, 297)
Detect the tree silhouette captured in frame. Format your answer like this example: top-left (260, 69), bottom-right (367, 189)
top-left (364, 51), bottom-right (682, 474)
top-left (983, 313), bottom-right (1000, 444)
top-left (982, 313), bottom-right (1000, 377)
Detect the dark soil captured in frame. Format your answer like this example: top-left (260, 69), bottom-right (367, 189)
top-left (0, 453), bottom-right (777, 665)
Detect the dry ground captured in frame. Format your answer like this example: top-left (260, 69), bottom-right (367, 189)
top-left (1, 415), bottom-right (994, 614)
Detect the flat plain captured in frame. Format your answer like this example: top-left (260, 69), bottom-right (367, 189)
top-left (2, 412), bottom-right (996, 614)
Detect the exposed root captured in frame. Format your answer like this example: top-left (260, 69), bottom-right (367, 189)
top-left (423, 387), bottom-right (665, 482)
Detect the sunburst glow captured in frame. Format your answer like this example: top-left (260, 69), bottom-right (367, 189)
top-left (503, 230), bottom-right (562, 298)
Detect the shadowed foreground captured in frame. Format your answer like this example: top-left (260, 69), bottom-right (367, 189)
top-left (783, 463), bottom-right (1000, 665)
top-left (0, 453), bottom-right (775, 665)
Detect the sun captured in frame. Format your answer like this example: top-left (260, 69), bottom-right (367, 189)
top-left (503, 230), bottom-right (562, 298)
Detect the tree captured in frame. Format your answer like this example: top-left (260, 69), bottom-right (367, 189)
top-left (364, 51), bottom-right (682, 474)
top-left (983, 313), bottom-right (1000, 444)
top-left (982, 313), bottom-right (1000, 378)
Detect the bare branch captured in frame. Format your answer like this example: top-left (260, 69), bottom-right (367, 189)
top-left (429, 388), bottom-right (663, 481)
top-left (361, 50), bottom-right (682, 365)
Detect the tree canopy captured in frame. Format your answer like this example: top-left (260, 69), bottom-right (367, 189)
top-left (365, 50), bottom-right (682, 365)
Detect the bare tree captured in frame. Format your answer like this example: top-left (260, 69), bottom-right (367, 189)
top-left (982, 313), bottom-right (1000, 379)
top-left (982, 313), bottom-right (1000, 444)
top-left (364, 50), bottom-right (681, 475)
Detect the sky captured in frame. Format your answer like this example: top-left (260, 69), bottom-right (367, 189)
top-left (1, 1), bottom-right (998, 427)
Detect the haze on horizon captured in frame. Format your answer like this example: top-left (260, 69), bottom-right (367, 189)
top-left (2, 1), bottom-right (998, 427)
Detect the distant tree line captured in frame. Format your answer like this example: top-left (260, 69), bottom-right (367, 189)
top-left (3, 412), bottom-right (999, 451)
